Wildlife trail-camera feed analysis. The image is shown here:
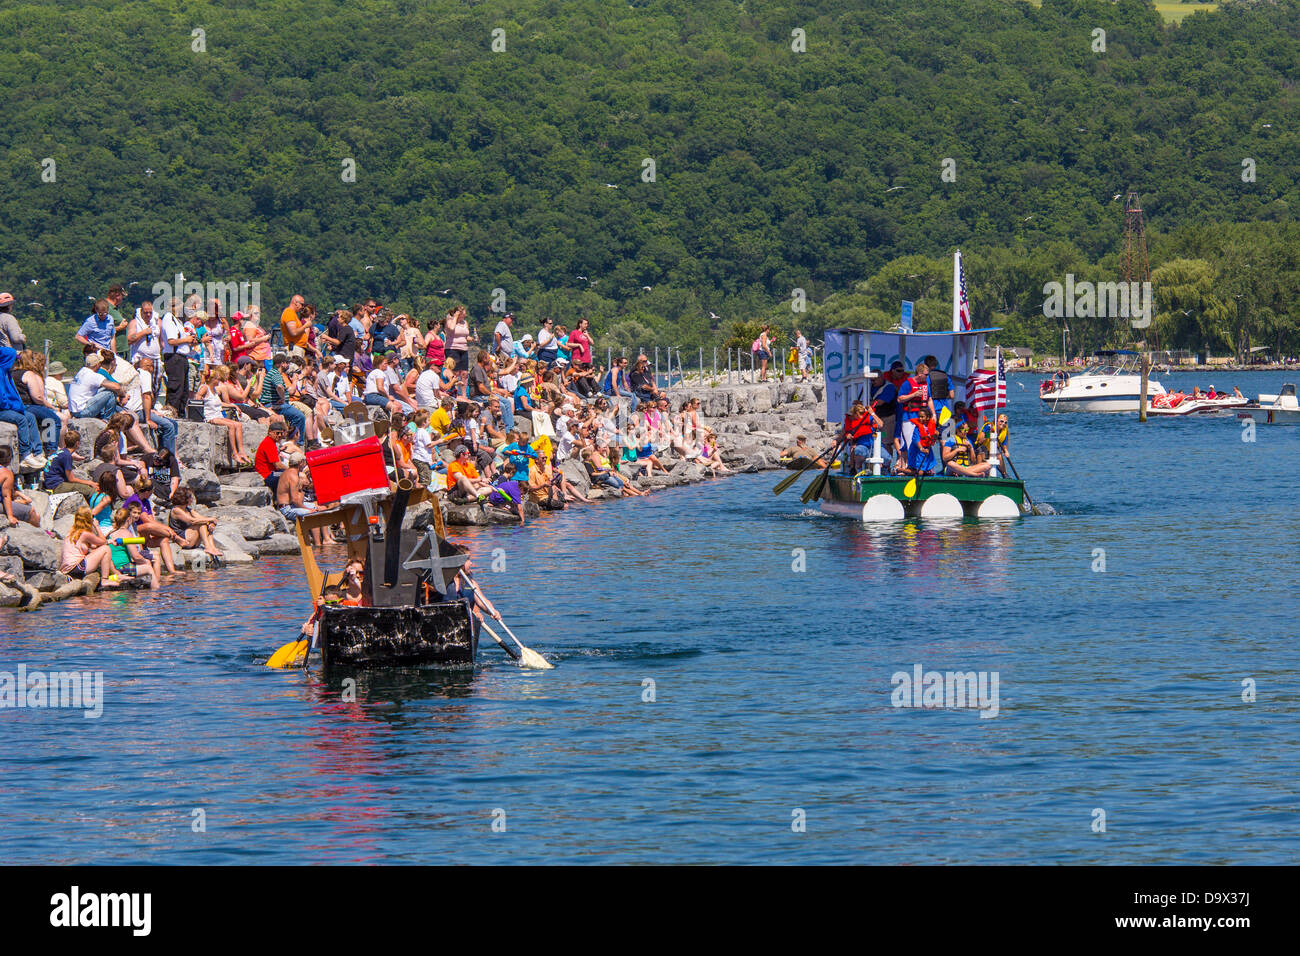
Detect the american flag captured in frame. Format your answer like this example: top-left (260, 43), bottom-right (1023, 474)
top-left (967, 347), bottom-right (1005, 413)
top-left (956, 249), bottom-right (972, 331)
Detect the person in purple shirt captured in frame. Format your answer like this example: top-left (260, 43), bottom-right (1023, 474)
top-left (76, 300), bottom-right (118, 353)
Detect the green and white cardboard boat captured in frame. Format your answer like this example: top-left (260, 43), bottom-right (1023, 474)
top-left (819, 325), bottom-right (1025, 520)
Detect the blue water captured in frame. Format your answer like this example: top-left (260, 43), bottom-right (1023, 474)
top-left (3, 370), bottom-right (1298, 864)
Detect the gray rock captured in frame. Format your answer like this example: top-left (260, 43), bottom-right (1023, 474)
top-left (0, 524), bottom-right (61, 571)
top-left (0, 421), bottom-right (16, 464)
top-left (183, 467), bottom-right (222, 505)
top-left (222, 471), bottom-right (266, 488)
top-left (219, 484), bottom-right (272, 507)
top-left (212, 528), bottom-right (256, 563)
top-left (25, 570), bottom-right (73, 591)
top-left (174, 421), bottom-right (230, 472)
top-left (559, 457), bottom-right (591, 494)
top-left (51, 515), bottom-right (75, 539)
top-left (0, 555), bottom-right (25, 579)
top-left (51, 491), bottom-right (86, 519)
top-left (257, 533), bottom-right (301, 555)
top-left (205, 505), bottom-right (287, 540)
top-left (68, 417), bottom-right (108, 454)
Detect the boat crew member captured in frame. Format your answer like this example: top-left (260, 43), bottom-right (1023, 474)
top-left (871, 361), bottom-right (907, 462)
top-left (897, 360), bottom-right (933, 454)
top-left (447, 545), bottom-right (503, 640)
top-left (842, 400), bottom-right (883, 472)
top-left (922, 354), bottom-right (954, 436)
top-left (975, 414), bottom-right (1009, 464)
top-left (901, 405), bottom-right (940, 476)
top-left (943, 420), bottom-right (994, 477)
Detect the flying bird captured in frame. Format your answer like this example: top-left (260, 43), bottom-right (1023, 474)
top-left (1023, 215), bottom-right (1034, 221)
top-left (27, 301), bottom-right (43, 307)
top-left (641, 286), bottom-right (652, 291)
top-left (576, 276), bottom-right (587, 281)
top-left (708, 311), bottom-right (720, 320)
top-left (128, 281), bottom-right (139, 287)
top-left (145, 168), bottom-right (154, 177)
top-left (28, 279), bottom-right (37, 285)
top-left (885, 186), bottom-right (906, 192)
top-left (114, 246), bottom-right (125, 252)
top-left (365, 265), bottom-right (375, 270)
top-left (1112, 193), bottom-right (1122, 201)
top-left (1017, 382), bottom-right (1025, 390)
top-left (439, 289), bottom-right (452, 294)
top-left (603, 183), bottom-right (619, 189)
top-left (1010, 98), bottom-right (1021, 105)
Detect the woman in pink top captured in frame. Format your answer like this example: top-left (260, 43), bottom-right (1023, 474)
top-left (443, 307), bottom-right (472, 384)
top-left (568, 318), bottom-right (593, 366)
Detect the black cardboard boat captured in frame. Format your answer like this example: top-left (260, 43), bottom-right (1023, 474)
top-left (296, 437), bottom-right (478, 669)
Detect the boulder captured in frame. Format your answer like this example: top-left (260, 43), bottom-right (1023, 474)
top-left (0, 421), bottom-right (16, 462)
top-left (212, 528), bottom-right (257, 563)
top-left (183, 467), bottom-right (223, 505)
top-left (205, 505), bottom-right (287, 540)
top-left (219, 484), bottom-right (272, 507)
top-left (401, 501), bottom-right (438, 532)
top-left (0, 555), bottom-right (25, 579)
top-left (257, 533), bottom-right (302, 555)
top-left (0, 524), bottom-right (61, 571)
top-left (669, 461), bottom-right (706, 483)
top-left (174, 421), bottom-right (230, 472)
top-left (51, 492), bottom-right (85, 520)
top-left (51, 514), bottom-right (75, 539)
top-left (443, 499), bottom-right (525, 526)
top-left (222, 471), bottom-right (266, 488)
top-left (24, 570), bottom-right (74, 591)
top-left (559, 457), bottom-right (591, 494)
top-left (68, 417), bottom-right (108, 454)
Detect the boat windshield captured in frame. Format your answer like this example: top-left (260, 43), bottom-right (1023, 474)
top-left (1080, 363), bottom-right (1133, 377)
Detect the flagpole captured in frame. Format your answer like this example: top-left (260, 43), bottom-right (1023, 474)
top-left (952, 250), bottom-right (961, 333)
top-left (988, 346), bottom-right (1002, 479)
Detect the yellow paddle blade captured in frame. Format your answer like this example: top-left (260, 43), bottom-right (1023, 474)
top-left (266, 639), bottom-right (307, 669)
top-left (938, 406), bottom-right (952, 426)
top-left (903, 478), bottom-right (917, 498)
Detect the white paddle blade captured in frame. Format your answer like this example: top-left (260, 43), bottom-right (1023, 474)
top-left (517, 646), bottom-right (554, 670)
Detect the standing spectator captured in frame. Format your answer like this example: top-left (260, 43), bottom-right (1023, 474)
top-left (568, 317), bottom-right (593, 367)
top-left (161, 304), bottom-right (198, 414)
top-left (0, 292), bottom-right (24, 350)
top-left (128, 300), bottom-right (162, 365)
top-left (443, 307), bottom-right (472, 384)
top-left (77, 300), bottom-right (118, 353)
top-left (243, 311), bottom-right (273, 371)
top-left (280, 294), bottom-right (308, 360)
top-left (796, 328), bottom-right (811, 382)
top-left (493, 312), bottom-right (515, 358)
top-left (105, 284), bottom-right (130, 346)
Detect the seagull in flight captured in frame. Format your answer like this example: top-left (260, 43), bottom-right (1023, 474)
top-left (145, 168), bottom-right (154, 177)
top-left (576, 276), bottom-right (587, 281)
top-left (708, 311), bottom-right (720, 320)
top-left (27, 301), bottom-right (43, 307)
top-left (1023, 215), bottom-right (1034, 221)
top-left (439, 289), bottom-right (452, 295)
top-left (641, 286), bottom-right (652, 291)
top-left (884, 186), bottom-right (905, 192)
top-left (365, 265), bottom-right (375, 270)
top-left (114, 246), bottom-right (125, 252)
top-left (29, 279), bottom-right (37, 285)
top-left (603, 183), bottom-right (619, 189)
top-left (1112, 193), bottom-right (1122, 201)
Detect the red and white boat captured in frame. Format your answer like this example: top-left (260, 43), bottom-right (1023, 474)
top-left (1147, 391), bottom-right (1249, 417)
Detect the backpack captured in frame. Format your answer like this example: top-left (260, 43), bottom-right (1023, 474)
top-left (751, 338), bottom-right (761, 352)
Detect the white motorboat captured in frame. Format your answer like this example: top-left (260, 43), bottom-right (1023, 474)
top-left (1039, 350), bottom-right (1166, 412)
top-left (1236, 384), bottom-right (1300, 425)
top-left (1147, 392), bottom-right (1249, 417)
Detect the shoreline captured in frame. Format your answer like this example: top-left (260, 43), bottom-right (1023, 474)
top-left (1, 379), bottom-right (830, 609)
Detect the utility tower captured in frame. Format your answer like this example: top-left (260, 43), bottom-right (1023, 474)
top-left (1119, 191), bottom-right (1155, 418)
top-left (1118, 191), bottom-right (1151, 348)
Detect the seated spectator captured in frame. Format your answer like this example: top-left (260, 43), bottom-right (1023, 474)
top-left (486, 460), bottom-right (526, 525)
top-left (43, 428), bottom-right (97, 497)
top-left (60, 506), bottom-right (120, 586)
top-left (107, 505), bottom-right (160, 589)
top-left (168, 487), bottom-right (223, 560)
top-left (123, 472), bottom-right (183, 574)
top-left (255, 421), bottom-right (288, 492)
top-left (446, 445), bottom-right (493, 501)
top-left (0, 344), bottom-right (43, 470)
top-left (943, 420), bottom-right (995, 477)
top-left (275, 451), bottom-right (324, 545)
top-left (13, 350), bottom-right (63, 459)
top-left (0, 446), bottom-right (40, 527)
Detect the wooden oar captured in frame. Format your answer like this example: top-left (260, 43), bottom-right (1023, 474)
top-left (800, 439), bottom-right (846, 504)
top-left (479, 619), bottom-right (521, 661)
top-left (773, 439), bottom-right (838, 495)
top-left (1001, 450), bottom-right (1042, 516)
top-left (482, 619), bottom-right (552, 670)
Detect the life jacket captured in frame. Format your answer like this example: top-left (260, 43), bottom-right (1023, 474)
top-left (948, 438), bottom-right (973, 467)
top-left (844, 412), bottom-right (875, 442)
top-left (915, 419), bottom-right (937, 450)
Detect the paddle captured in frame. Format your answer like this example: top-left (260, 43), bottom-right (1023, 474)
top-left (1001, 450), bottom-right (1042, 516)
top-left (267, 634), bottom-right (308, 669)
top-left (773, 439), bottom-right (838, 495)
top-left (800, 439), bottom-right (846, 504)
top-left (479, 619), bottom-right (521, 661)
top-left (481, 619), bottom-right (552, 670)
top-left (459, 570), bottom-right (553, 669)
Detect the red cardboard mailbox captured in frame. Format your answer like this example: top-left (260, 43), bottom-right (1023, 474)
top-left (306, 436), bottom-right (389, 505)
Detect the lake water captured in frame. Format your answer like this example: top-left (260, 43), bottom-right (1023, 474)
top-left (3, 370), bottom-right (1298, 864)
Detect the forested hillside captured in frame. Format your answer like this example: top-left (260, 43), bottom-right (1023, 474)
top-left (1, 0), bottom-right (1297, 364)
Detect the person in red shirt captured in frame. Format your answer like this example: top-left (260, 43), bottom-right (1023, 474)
top-left (567, 318), bottom-right (593, 367)
top-left (255, 420), bottom-right (287, 491)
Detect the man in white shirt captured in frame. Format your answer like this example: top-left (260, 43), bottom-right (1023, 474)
top-left (67, 353), bottom-right (119, 419)
top-left (414, 364), bottom-right (442, 409)
top-left (161, 304), bottom-right (198, 413)
top-left (117, 353), bottom-right (176, 456)
top-left (128, 301), bottom-right (162, 364)
top-left (493, 313), bottom-right (515, 358)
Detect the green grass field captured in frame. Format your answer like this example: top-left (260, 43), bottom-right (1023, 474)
top-left (1154, 2), bottom-right (1219, 23)
top-left (1020, 1), bottom-right (1220, 24)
